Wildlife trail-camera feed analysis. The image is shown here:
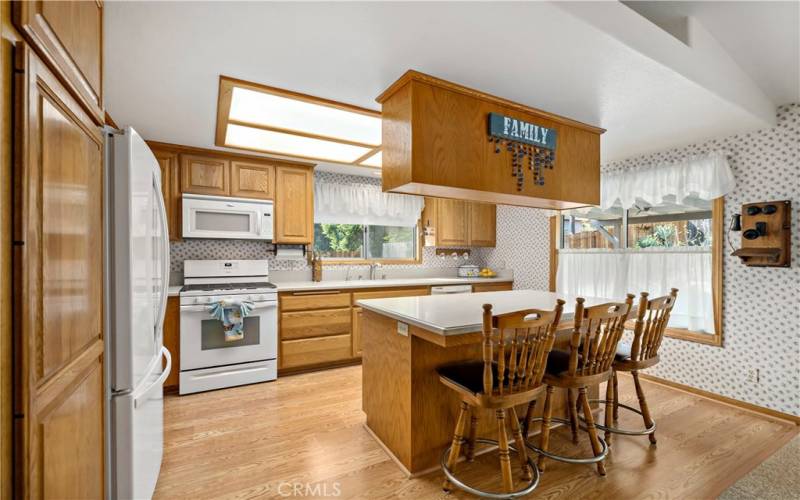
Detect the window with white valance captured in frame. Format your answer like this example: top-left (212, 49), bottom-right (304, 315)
top-left (556, 151), bottom-right (732, 344)
top-left (313, 182), bottom-right (425, 261)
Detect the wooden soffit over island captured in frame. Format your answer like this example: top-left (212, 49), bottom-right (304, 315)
top-left (376, 71), bottom-right (605, 209)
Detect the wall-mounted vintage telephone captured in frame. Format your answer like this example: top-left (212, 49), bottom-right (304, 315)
top-left (729, 201), bottom-right (791, 267)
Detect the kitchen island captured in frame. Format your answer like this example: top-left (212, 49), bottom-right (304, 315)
top-left (357, 289), bottom-right (610, 476)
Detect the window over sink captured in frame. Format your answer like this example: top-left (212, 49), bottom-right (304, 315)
top-left (313, 223), bottom-right (419, 262)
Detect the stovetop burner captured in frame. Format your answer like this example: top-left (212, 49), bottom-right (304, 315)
top-left (181, 282), bottom-right (277, 293)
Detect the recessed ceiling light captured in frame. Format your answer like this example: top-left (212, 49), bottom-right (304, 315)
top-left (217, 77), bottom-right (382, 167)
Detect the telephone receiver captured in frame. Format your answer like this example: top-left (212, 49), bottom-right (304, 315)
top-left (743, 222), bottom-right (767, 240)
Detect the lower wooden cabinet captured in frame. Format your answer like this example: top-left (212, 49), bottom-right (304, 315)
top-left (281, 307), bottom-right (351, 340)
top-left (350, 287), bottom-right (429, 358)
top-left (281, 334), bottom-right (353, 369)
top-left (162, 297), bottom-right (181, 391)
top-left (352, 307), bottom-right (364, 357)
top-left (472, 282), bottom-right (514, 293)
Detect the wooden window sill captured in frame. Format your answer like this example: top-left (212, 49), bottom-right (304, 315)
top-left (664, 327), bottom-right (722, 347)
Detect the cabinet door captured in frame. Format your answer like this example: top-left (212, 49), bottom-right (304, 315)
top-left (15, 45), bottom-right (105, 499)
top-left (274, 166), bottom-right (313, 243)
top-left (436, 198), bottom-right (469, 247)
top-left (468, 202), bottom-right (497, 247)
top-left (14, 0), bottom-right (104, 124)
top-left (352, 307), bottom-right (364, 357)
top-left (152, 149), bottom-right (181, 241)
top-left (230, 161), bottom-right (274, 199)
top-left (162, 297), bottom-right (180, 391)
top-left (180, 154), bottom-right (230, 196)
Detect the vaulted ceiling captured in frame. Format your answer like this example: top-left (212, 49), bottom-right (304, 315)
top-left (105, 1), bottom-right (799, 177)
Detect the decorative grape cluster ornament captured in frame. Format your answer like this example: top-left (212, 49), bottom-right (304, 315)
top-left (489, 137), bottom-right (556, 191)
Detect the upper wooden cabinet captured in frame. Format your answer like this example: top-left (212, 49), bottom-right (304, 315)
top-left (230, 161), bottom-right (274, 200)
top-left (468, 202), bottom-right (497, 247)
top-left (423, 197), bottom-right (496, 247)
top-left (181, 154), bottom-right (230, 196)
top-left (152, 149), bottom-right (181, 241)
top-left (274, 166), bottom-right (314, 244)
top-left (436, 198), bottom-right (470, 247)
top-left (14, 0), bottom-right (104, 124)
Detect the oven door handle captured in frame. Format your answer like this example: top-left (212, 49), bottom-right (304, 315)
top-left (180, 301), bottom-right (277, 313)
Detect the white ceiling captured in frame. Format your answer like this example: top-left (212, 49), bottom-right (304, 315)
top-left (105, 1), bottom-right (799, 178)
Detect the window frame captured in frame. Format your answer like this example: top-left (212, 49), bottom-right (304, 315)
top-left (314, 219), bottom-right (423, 265)
top-left (551, 197), bottom-right (723, 347)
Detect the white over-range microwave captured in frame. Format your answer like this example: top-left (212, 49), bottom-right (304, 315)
top-left (182, 194), bottom-right (273, 240)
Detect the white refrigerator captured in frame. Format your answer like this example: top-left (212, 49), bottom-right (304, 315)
top-left (105, 126), bottom-right (171, 499)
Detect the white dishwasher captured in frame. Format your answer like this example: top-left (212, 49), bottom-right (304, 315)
top-left (430, 284), bottom-right (473, 295)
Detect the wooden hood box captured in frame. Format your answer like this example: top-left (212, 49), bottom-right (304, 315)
top-left (376, 70), bottom-right (604, 209)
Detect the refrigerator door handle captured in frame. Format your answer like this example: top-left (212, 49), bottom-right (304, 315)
top-left (154, 177), bottom-right (171, 338)
top-left (134, 347), bottom-right (171, 409)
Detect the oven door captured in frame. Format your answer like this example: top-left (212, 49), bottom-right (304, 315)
top-left (180, 300), bottom-right (277, 370)
top-left (182, 194), bottom-right (273, 240)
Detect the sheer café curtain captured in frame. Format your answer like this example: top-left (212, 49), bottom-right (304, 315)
top-left (556, 151), bottom-right (734, 334)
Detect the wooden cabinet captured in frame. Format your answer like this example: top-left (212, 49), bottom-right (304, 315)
top-left (423, 198), bottom-right (497, 247)
top-left (14, 0), bottom-right (104, 124)
top-left (350, 287), bottom-right (429, 357)
top-left (472, 282), bottom-right (513, 293)
top-left (468, 202), bottom-right (497, 247)
top-left (352, 307), bottom-right (364, 357)
top-left (14, 45), bottom-right (105, 499)
top-left (153, 149), bottom-right (181, 240)
top-left (231, 161), bottom-right (274, 199)
top-left (436, 198), bottom-right (470, 246)
top-left (279, 290), bottom-right (353, 371)
top-left (274, 166), bottom-right (314, 244)
top-left (181, 154), bottom-right (230, 196)
top-left (163, 297), bottom-right (180, 391)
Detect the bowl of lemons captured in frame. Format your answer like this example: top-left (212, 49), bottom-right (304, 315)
top-left (479, 268), bottom-right (497, 278)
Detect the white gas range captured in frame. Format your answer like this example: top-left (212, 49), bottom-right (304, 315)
top-left (179, 260), bottom-right (278, 395)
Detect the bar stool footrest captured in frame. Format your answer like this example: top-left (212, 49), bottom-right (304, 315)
top-left (525, 417), bottom-right (609, 464)
top-left (579, 399), bottom-right (656, 436)
top-left (441, 438), bottom-right (540, 499)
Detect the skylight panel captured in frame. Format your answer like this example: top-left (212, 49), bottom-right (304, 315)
top-left (225, 124), bottom-right (373, 163)
top-left (360, 150), bottom-right (382, 168)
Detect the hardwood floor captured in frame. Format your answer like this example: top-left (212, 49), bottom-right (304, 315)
top-left (155, 365), bottom-right (798, 499)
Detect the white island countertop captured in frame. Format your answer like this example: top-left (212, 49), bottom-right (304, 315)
top-left (273, 276), bottom-right (513, 292)
top-left (357, 290), bottom-right (623, 335)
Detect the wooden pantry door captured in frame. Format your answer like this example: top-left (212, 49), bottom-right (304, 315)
top-left (14, 45), bottom-right (105, 499)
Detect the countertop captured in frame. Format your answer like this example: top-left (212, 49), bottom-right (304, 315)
top-left (168, 285), bottom-right (182, 297)
top-left (357, 290), bottom-right (620, 335)
top-left (272, 276), bottom-right (513, 292)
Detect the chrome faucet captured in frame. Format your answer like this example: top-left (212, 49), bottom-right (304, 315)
top-left (369, 262), bottom-right (383, 280)
top-left (345, 266), bottom-right (352, 281)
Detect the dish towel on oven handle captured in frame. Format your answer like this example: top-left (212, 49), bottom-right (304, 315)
top-left (208, 299), bottom-right (255, 342)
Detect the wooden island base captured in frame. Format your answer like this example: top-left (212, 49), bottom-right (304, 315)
top-left (361, 309), bottom-right (598, 475)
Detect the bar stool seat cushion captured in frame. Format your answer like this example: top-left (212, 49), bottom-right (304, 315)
top-left (545, 349), bottom-right (572, 375)
top-left (438, 361), bottom-right (501, 395)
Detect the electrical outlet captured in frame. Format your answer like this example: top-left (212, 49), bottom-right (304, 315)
top-left (397, 322), bottom-right (409, 337)
top-left (747, 368), bottom-right (760, 384)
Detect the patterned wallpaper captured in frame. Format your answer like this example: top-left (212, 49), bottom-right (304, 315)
top-left (169, 171), bottom-right (490, 273)
top-left (602, 103), bottom-right (800, 416)
top-left (484, 205), bottom-right (551, 291)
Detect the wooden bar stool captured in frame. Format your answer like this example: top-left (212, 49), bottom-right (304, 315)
top-left (438, 300), bottom-right (565, 498)
top-left (525, 295), bottom-right (634, 476)
top-left (590, 289), bottom-right (679, 446)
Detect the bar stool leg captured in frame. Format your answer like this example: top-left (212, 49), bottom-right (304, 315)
top-left (632, 371), bottom-right (657, 445)
top-left (496, 409), bottom-right (514, 493)
top-left (604, 378), bottom-right (614, 446)
top-left (508, 407), bottom-right (532, 481)
top-left (522, 400), bottom-right (536, 438)
top-left (442, 401), bottom-right (470, 492)
top-left (567, 388), bottom-right (579, 444)
top-left (537, 385), bottom-right (554, 472)
top-left (465, 413), bottom-right (479, 461)
top-left (579, 387), bottom-right (606, 476)
top-left (612, 371), bottom-right (619, 421)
